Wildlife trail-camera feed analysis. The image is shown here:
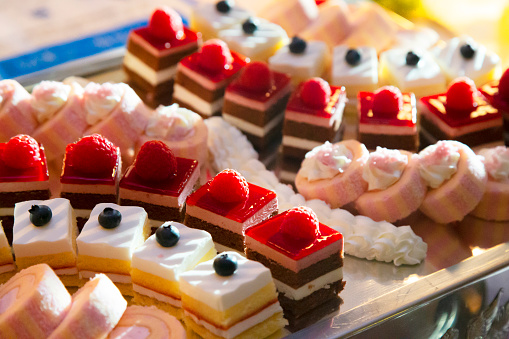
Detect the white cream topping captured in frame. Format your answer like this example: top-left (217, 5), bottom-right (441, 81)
top-left (146, 104), bottom-right (199, 140)
top-left (191, 2), bottom-right (252, 35)
top-left (478, 146), bottom-right (509, 183)
top-left (222, 112), bottom-right (284, 137)
top-left (273, 268), bottom-right (343, 300)
top-left (299, 141), bottom-right (353, 181)
top-left (363, 147), bottom-right (408, 191)
top-left (123, 52), bottom-right (177, 86)
top-left (419, 141), bottom-right (460, 189)
top-left (268, 40), bottom-right (328, 79)
top-left (331, 45), bottom-right (378, 86)
top-left (31, 81), bottom-right (71, 123)
top-left (83, 82), bottom-right (124, 125)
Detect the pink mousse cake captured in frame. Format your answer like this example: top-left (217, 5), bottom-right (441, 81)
top-left (0, 80), bottom-right (36, 142)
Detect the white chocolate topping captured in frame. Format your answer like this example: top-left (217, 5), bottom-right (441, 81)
top-left (478, 146), bottom-right (509, 183)
top-left (363, 147), bottom-right (408, 191)
top-left (419, 141), bottom-right (460, 189)
top-left (31, 81), bottom-right (71, 123)
top-left (83, 82), bottom-right (124, 125)
top-left (331, 45), bottom-right (378, 86)
top-left (191, 2), bottom-right (252, 35)
top-left (299, 141), bottom-right (353, 181)
top-left (269, 40), bottom-right (328, 80)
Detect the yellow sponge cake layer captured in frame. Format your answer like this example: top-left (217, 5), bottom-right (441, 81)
top-left (77, 255), bottom-right (131, 275)
top-left (132, 268), bottom-right (181, 299)
top-left (0, 246), bottom-right (13, 266)
top-left (17, 251), bottom-right (76, 270)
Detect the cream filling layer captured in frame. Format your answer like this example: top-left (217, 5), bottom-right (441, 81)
top-left (79, 270), bottom-right (132, 284)
top-left (285, 109), bottom-right (341, 127)
top-left (422, 109), bottom-right (502, 137)
top-left (173, 84), bottom-right (224, 116)
top-left (222, 112), bottom-right (284, 137)
top-left (273, 268), bottom-right (343, 300)
top-left (60, 183), bottom-right (116, 195)
top-left (0, 264), bottom-right (15, 274)
top-left (0, 208), bottom-right (13, 216)
top-left (120, 188), bottom-right (179, 208)
top-left (74, 209), bottom-right (91, 219)
top-left (282, 135), bottom-right (324, 151)
top-left (133, 283), bottom-right (181, 308)
top-left (178, 64), bottom-right (228, 92)
top-left (359, 123), bottom-right (416, 135)
top-left (124, 52), bottom-right (177, 86)
top-left (0, 181), bottom-right (49, 193)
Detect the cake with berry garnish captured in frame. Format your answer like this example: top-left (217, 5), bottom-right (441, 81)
top-left (419, 77), bottom-right (503, 149)
top-left (60, 134), bottom-right (121, 230)
top-left (13, 198), bottom-right (79, 286)
top-left (184, 169), bottom-right (277, 253)
top-left (358, 86), bottom-right (418, 152)
top-left (179, 252), bottom-right (287, 338)
top-left (76, 203), bottom-right (150, 294)
top-left (480, 68), bottom-right (509, 144)
top-left (268, 37), bottom-right (329, 86)
top-left (0, 135), bottom-right (50, 244)
top-left (0, 80), bottom-right (36, 142)
top-left (173, 39), bottom-right (248, 119)
top-left (260, 0), bottom-right (318, 37)
top-left (131, 222), bottom-right (216, 319)
top-left (223, 61), bottom-right (291, 160)
top-left (245, 206), bottom-right (344, 332)
top-left (123, 7), bottom-right (202, 108)
top-left (119, 141), bottom-right (200, 234)
top-left (0, 224), bottom-right (15, 283)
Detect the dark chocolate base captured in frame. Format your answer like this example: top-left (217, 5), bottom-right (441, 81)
top-left (0, 190), bottom-right (51, 207)
top-left (60, 193), bottom-right (117, 210)
top-left (279, 280), bottom-right (345, 316)
top-left (285, 294), bottom-right (344, 333)
top-left (175, 70), bottom-right (226, 103)
top-left (184, 214), bottom-right (245, 252)
top-left (120, 198), bottom-right (184, 235)
top-left (77, 217), bottom-right (88, 232)
top-left (359, 132), bottom-right (418, 152)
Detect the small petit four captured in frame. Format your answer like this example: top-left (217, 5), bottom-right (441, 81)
top-left (419, 140), bottom-right (487, 224)
top-left (419, 77), bottom-right (503, 149)
top-left (480, 68), bottom-right (509, 143)
top-left (295, 140), bottom-right (369, 208)
top-left (131, 222), bottom-right (216, 318)
top-left (179, 252), bottom-right (287, 338)
top-left (124, 7), bottom-right (202, 108)
top-left (245, 206), bottom-right (344, 331)
top-left (260, 0), bottom-right (319, 37)
top-left (173, 39), bottom-right (248, 118)
top-left (0, 80), bottom-right (36, 142)
top-left (184, 169), bottom-right (278, 253)
top-left (0, 224), bottom-right (15, 283)
top-left (358, 86), bottom-right (418, 152)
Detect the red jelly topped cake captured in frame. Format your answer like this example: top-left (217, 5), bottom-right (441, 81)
top-left (480, 68), bottom-right (509, 142)
top-left (358, 86), bottom-right (418, 151)
top-left (184, 169), bottom-right (277, 253)
top-left (123, 7), bottom-right (202, 107)
top-left (420, 77), bottom-right (503, 149)
top-left (119, 140), bottom-right (200, 233)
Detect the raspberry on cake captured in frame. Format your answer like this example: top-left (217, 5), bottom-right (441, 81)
top-left (76, 203), bottom-right (150, 295)
top-left (173, 39), bottom-right (248, 118)
top-left (123, 7), bottom-right (202, 108)
top-left (0, 135), bottom-right (50, 244)
top-left (419, 77), bottom-right (503, 149)
top-left (119, 140), bottom-right (200, 233)
top-left (0, 224), bottom-right (15, 283)
top-left (0, 80), bottom-right (36, 142)
top-left (480, 68), bottom-right (509, 144)
top-left (184, 169), bottom-right (278, 253)
top-left (131, 222), bottom-right (216, 318)
top-left (13, 198), bottom-right (79, 286)
top-left (60, 134), bottom-right (121, 230)
top-left (245, 206), bottom-right (344, 332)
top-left (358, 86), bottom-right (418, 152)
top-left (179, 252), bottom-right (287, 338)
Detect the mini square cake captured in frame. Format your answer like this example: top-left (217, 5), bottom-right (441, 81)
top-left (218, 17), bottom-right (289, 62)
top-left (184, 169), bottom-right (278, 253)
top-left (173, 39), bottom-right (248, 118)
top-left (0, 135), bottom-right (50, 244)
top-left (269, 37), bottom-right (329, 85)
top-left (13, 198), bottom-right (78, 286)
top-left (179, 252), bottom-right (287, 338)
top-left (131, 222), bottom-right (216, 319)
top-left (60, 134), bottom-right (121, 230)
top-left (245, 206), bottom-right (344, 332)
top-left (480, 68), bottom-right (509, 143)
top-left (76, 203), bottom-right (150, 294)
top-left (420, 77), bottom-right (503, 149)
top-left (358, 86), bottom-right (418, 152)
top-left (119, 140), bottom-right (200, 234)
top-left (124, 7), bottom-right (201, 108)
top-left (0, 224), bottom-right (15, 283)
top-left (379, 48), bottom-right (446, 98)
top-left (223, 61), bottom-right (292, 155)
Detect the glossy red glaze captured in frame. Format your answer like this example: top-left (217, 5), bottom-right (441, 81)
top-left (132, 26), bottom-right (200, 52)
top-left (120, 157), bottom-right (198, 196)
top-left (0, 143), bottom-right (48, 183)
top-left (358, 91), bottom-right (416, 127)
top-left (245, 210), bottom-right (344, 261)
top-left (286, 83), bottom-right (346, 118)
top-left (480, 80), bottom-right (509, 114)
top-left (226, 70), bottom-right (291, 103)
top-left (60, 148), bottom-right (120, 185)
top-left (180, 50), bottom-right (248, 83)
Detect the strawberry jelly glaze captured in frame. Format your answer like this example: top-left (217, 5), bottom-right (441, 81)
top-left (120, 157), bottom-right (198, 196)
top-left (286, 83), bottom-right (346, 119)
top-left (480, 81), bottom-right (509, 114)
top-left (358, 91), bottom-right (415, 127)
top-left (180, 50), bottom-right (248, 84)
top-left (186, 181), bottom-right (276, 223)
top-left (227, 71), bottom-right (291, 103)
top-left (245, 210), bottom-right (343, 261)
top-left (60, 148), bottom-right (120, 185)
top-left (0, 143), bottom-right (48, 182)
top-left (132, 26), bottom-right (200, 52)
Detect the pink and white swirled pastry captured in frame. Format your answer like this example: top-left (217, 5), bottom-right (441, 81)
top-left (0, 79), bottom-right (36, 142)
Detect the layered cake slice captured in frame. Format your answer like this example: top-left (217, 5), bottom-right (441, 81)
top-left (0, 80), bottom-right (36, 142)
top-left (13, 198), bottom-right (79, 286)
top-left (179, 252), bottom-right (287, 338)
top-left (479, 68), bottom-right (509, 143)
top-left (131, 222), bottom-right (216, 318)
top-left (245, 206), bottom-right (344, 332)
top-left (76, 203), bottom-right (150, 294)
top-left (0, 224), bottom-right (15, 283)
top-left (0, 135), bottom-right (50, 244)
top-left (119, 140), bottom-right (200, 234)
top-left (60, 134), bottom-right (121, 230)
top-left (419, 77), bottom-right (503, 149)
top-left (123, 7), bottom-right (202, 108)
top-left (173, 39), bottom-right (248, 118)
top-left (184, 169), bottom-right (278, 253)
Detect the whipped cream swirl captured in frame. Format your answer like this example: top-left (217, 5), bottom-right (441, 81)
top-left (300, 142), bottom-right (353, 181)
top-left (146, 104), bottom-right (199, 141)
top-left (478, 146), bottom-right (509, 183)
top-left (83, 82), bottom-right (124, 125)
top-left (419, 141), bottom-right (460, 189)
top-left (31, 81), bottom-right (71, 123)
top-left (363, 147), bottom-right (408, 191)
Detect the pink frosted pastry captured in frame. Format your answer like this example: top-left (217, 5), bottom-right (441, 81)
top-left (419, 140), bottom-right (487, 224)
top-left (32, 81), bottom-right (87, 162)
top-left (0, 80), bottom-right (36, 142)
top-left (49, 274), bottom-right (127, 339)
top-left (301, 1), bottom-right (351, 48)
top-left (355, 147), bottom-right (427, 222)
top-left (470, 146), bottom-right (509, 221)
top-left (0, 264), bottom-right (71, 338)
top-left (108, 305), bottom-right (186, 339)
top-left (260, 0), bottom-right (319, 37)
top-left (295, 139), bottom-right (369, 208)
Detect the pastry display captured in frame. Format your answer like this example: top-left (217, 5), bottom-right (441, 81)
top-left (479, 68), bottom-right (509, 143)
top-left (131, 222), bottom-right (216, 318)
top-left (358, 86), bottom-right (418, 152)
top-left (119, 141), bottom-right (200, 233)
top-left (0, 224), bottom-right (15, 283)
top-left (0, 79), bottom-right (36, 142)
top-left (123, 7), bottom-right (202, 108)
top-left (419, 77), bottom-right (503, 149)
top-left (173, 39), bottom-right (248, 118)
top-left (179, 251), bottom-right (287, 338)
top-left (184, 169), bottom-right (278, 253)
top-left (260, 0), bottom-right (318, 37)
